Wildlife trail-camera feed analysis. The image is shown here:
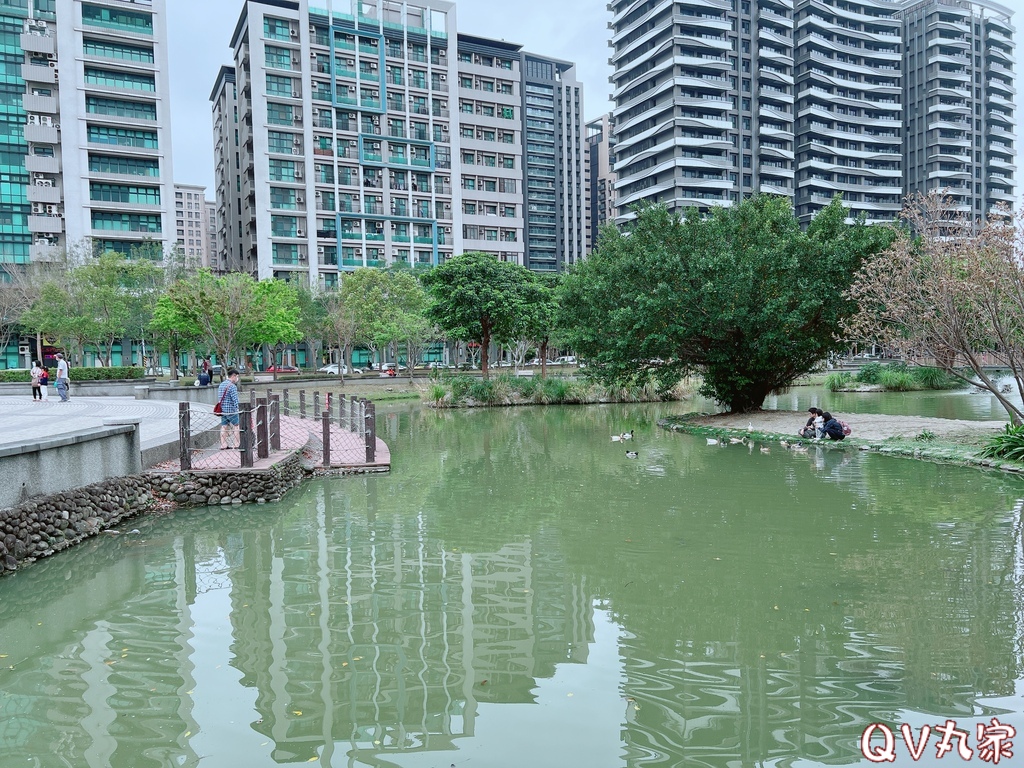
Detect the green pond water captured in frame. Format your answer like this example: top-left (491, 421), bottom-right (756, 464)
top-left (1, 400), bottom-right (1023, 768)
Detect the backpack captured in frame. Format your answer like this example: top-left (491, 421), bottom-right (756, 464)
top-left (839, 420), bottom-right (852, 436)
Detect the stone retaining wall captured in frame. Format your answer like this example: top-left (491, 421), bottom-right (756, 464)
top-left (0, 453), bottom-right (307, 575)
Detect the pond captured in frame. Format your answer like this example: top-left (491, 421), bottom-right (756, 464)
top-left (1, 401), bottom-right (1023, 767)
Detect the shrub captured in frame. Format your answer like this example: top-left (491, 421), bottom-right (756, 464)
top-left (428, 383), bottom-right (447, 404)
top-left (514, 377), bottom-right (538, 399)
top-left (878, 368), bottom-right (917, 391)
top-left (0, 366), bottom-right (146, 383)
top-left (448, 375), bottom-right (474, 402)
top-left (537, 378), bottom-right (568, 404)
top-left (911, 366), bottom-right (958, 390)
top-left (855, 362), bottom-right (883, 384)
top-left (825, 372), bottom-right (851, 392)
top-left (979, 423), bottom-right (1024, 462)
top-left (915, 430), bottom-right (936, 442)
top-left (468, 379), bottom-right (494, 404)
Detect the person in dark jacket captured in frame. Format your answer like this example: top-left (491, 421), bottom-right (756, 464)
top-left (820, 412), bottom-right (845, 441)
top-left (799, 407), bottom-right (821, 438)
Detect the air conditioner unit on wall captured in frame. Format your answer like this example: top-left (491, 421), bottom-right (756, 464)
top-left (290, 28), bottom-right (298, 37)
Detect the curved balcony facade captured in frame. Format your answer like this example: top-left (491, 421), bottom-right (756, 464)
top-left (794, 0), bottom-right (902, 224)
top-left (901, 0), bottom-right (1015, 220)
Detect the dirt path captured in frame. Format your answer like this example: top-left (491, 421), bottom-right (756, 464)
top-left (690, 410), bottom-right (1006, 444)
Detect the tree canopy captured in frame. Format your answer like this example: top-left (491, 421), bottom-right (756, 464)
top-left (422, 251), bottom-right (539, 378)
top-left (847, 194), bottom-right (1024, 425)
top-left (559, 196), bottom-right (895, 412)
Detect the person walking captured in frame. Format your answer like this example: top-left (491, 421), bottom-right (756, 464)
top-left (39, 365), bottom-right (49, 400)
top-left (30, 360), bottom-right (42, 401)
top-left (55, 353), bottom-right (70, 402)
top-left (217, 368), bottom-right (241, 450)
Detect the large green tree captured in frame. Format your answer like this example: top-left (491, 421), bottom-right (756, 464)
top-left (559, 196), bottom-right (895, 412)
top-left (422, 252), bottom-right (536, 379)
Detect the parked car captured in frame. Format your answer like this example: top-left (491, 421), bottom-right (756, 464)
top-left (526, 358), bottom-right (555, 367)
top-left (265, 364), bottom-right (300, 373)
top-left (317, 363), bottom-right (349, 375)
top-left (421, 361), bottom-right (455, 370)
top-left (552, 356), bottom-right (577, 366)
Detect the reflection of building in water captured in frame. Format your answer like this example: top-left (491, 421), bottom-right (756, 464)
top-left (224, 498), bottom-right (593, 763)
top-left (0, 538), bottom-right (203, 766)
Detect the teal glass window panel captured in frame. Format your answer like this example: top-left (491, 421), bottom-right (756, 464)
top-left (82, 39), bottom-right (154, 63)
top-left (88, 154), bottom-right (160, 177)
top-left (90, 182), bottom-right (160, 205)
top-left (91, 211), bottom-right (162, 233)
top-left (82, 4), bottom-right (152, 34)
top-left (86, 96), bottom-right (156, 121)
top-left (87, 124), bottom-right (158, 148)
top-left (83, 67), bottom-right (155, 92)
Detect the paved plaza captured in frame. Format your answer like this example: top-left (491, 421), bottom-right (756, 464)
top-left (0, 396), bottom-right (187, 452)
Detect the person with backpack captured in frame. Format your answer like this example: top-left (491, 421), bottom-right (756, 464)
top-left (820, 412), bottom-right (846, 441)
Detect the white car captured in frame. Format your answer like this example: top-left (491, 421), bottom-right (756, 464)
top-left (553, 356), bottom-right (577, 366)
top-left (317, 363), bottom-right (349, 374)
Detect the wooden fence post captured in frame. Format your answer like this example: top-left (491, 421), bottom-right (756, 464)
top-left (178, 402), bottom-right (191, 471)
top-left (299, 390), bottom-right (306, 420)
top-left (239, 403), bottom-right (254, 468)
top-left (270, 394), bottom-right (281, 450)
top-left (256, 397), bottom-right (269, 459)
top-left (365, 401), bottom-right (376, 463)
top-left (322, 410), bottom-right (331, 467)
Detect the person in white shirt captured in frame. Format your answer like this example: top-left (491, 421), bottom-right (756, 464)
top-left (55, 353), bottom-right (70, 402)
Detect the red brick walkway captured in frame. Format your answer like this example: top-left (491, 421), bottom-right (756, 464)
top-left (150, 413), bottom-right (390, 472)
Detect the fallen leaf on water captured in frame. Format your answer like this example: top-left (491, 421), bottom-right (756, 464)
top-left (105, 661), bottom-right (116, 666)
top-left (714, 557), bottom-right (721, 561)
top-left (0, 655), bottom-right (7, 659)
top-left (567, 693), bottom-right (574, 697)
top-left (353, 656), bottom-right (362, 661)
top-left (293, 710), bottom-right (302, 716)
top-left (308, 757), bottom-right (318, 762)
top-left (773, 605), bottom-right (779, 610)
top-left (342, 662), bottom-right (348, 667)
top-left (185, 731), bottom-right (191, 738)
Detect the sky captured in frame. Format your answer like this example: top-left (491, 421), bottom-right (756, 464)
top-left (166, 0), bottom-right (613, 192)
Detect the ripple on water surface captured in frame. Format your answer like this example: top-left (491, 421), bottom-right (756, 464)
top-left (0, 402), bottom-right (1023, 767)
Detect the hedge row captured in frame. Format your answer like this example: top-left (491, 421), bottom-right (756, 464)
top-left (0, 366), bottom-right (147, 383)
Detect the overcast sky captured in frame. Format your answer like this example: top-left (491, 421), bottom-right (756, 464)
top-left (166, 0), bottom-right (613, 192)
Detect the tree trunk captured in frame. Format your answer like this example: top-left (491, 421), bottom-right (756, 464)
top-left (480, 321), bottom-right (491, 380)
top-left (169, 338), bottom-right (178, 381)
top-left (724, 382), bottom-right (773, 414)
top-left (540, 340), bottom-right (549, 379)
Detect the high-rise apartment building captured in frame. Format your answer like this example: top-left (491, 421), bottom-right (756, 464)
top-left (0, 0), bottom-right (175, 269)
top-left (215, 0), bottom-right (584, 285)
top-left (173, 183), bottom-right (209, 265)
top-left (586, 113), bottom-right (615, 252)
top-left (608, 0), bottom-right (1013, 226)
top-left (609, 0), bottom-right (795, 221)
top-left (206, 197), bottom-right (220, 271)
top-left (210, 65), bottom-right (241, 273)
top-left (899, 0), bottom-right (1015, 220)
top-left (794, 0), bottom-right (904, 226)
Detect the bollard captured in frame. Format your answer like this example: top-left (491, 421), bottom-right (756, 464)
top-left (299, 390), bottom-right (306, 420)
top-left (270, 394), bottom-right (281, 450)
top-left (322, 410), bottom-right (331, 467)
top-left (178, 402), bottom-right (192, 471)
top-left (339, 394), bottom-right (347, 431)
top-left (365, 401), bottom-right (376, 463)
top-left (239, 403), bottom-right (254, 468)
top-left (256, 397), bottom-right (269, 459)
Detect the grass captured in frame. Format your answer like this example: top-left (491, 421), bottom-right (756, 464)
top-left (428, 372), bottom-right (692, 408)
top-left (979, 423), bottom-right (1024, 462)
top-left (825, 372), bottom-right (852, 392)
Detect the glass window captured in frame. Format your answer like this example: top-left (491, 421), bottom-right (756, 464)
top-left (84, 67), bottom-right (155, 91)
top-left (88, 154), bottom-right (160, 177)
top-left (82, 3), bottom-right (152, 34)
top-left (263, 16), bottom-right (293, 41)
top-left (266, 75), bottom-right (295, 97)
top-left (89, 183), bottom-right (160, 205)
top-left (91, 211), bottom-right (162, 232)
top-left (268, 158), bottom-right (297, 181)
top-left (267, 102), bottom-right (294, 126)
top-left (265, 45), bottom-right (294, 70)
top-left (86, 96), bottom-right (156, 121)
top-left (87, 125), bottom-right (158, 148)
top-left (82, 39), bottom-right (154, 63)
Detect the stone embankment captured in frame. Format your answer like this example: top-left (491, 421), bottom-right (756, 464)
top-left (0, 454), bottom-right (307, 575)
